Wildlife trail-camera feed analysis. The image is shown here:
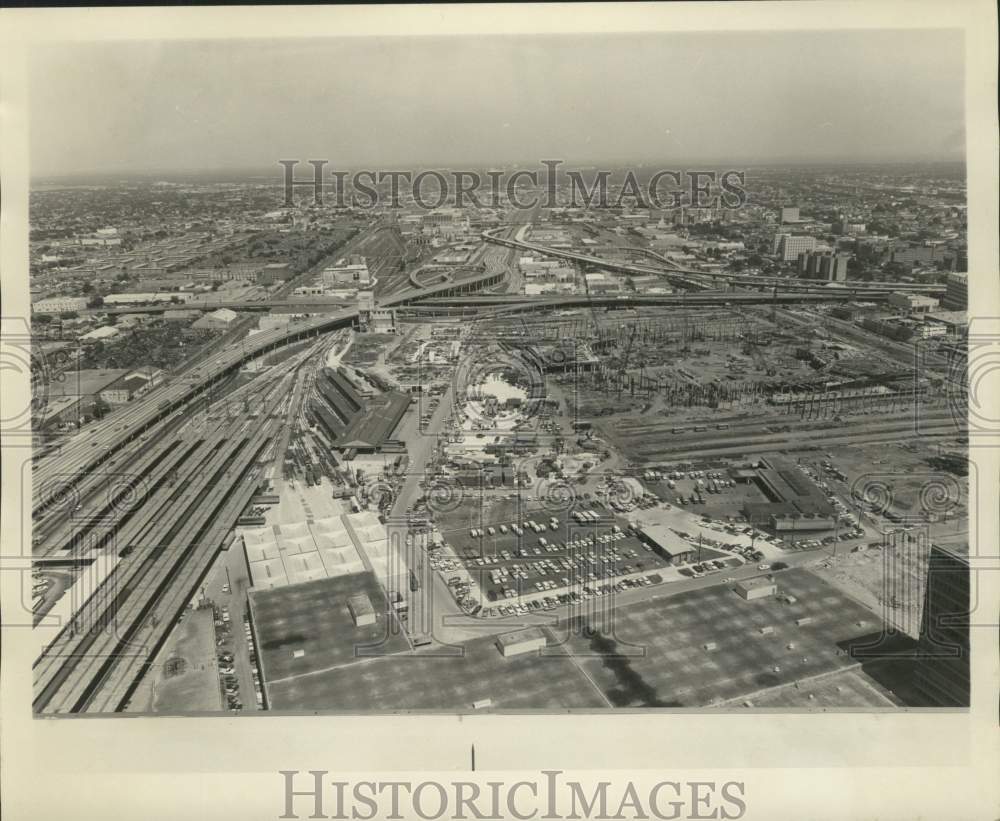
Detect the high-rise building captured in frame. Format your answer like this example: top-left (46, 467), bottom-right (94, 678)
top-left (776, 234), bottom-right (816, 262)
top-left (780, 206), bottom-right (800, 224)
top-left (943, 272), bottom-right (968, 310)
top-left (914, 544), bottom-right (970, 707)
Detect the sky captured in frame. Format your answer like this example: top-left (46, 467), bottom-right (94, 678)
top-left (29, 29), bottom-right (965, 178)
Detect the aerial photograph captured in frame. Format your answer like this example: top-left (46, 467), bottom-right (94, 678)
top-left (26, 30), bottom-right (970, 714)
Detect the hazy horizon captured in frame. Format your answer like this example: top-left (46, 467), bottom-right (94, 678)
top-left (29, 30), bottom-right (965, 177)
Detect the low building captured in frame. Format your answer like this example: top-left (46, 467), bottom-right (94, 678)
top-left (634, 522), bottom-right (695, 565)
top-left (888, 292), bottom-right (940, 314)
top-left (371, 308), bottom-right (397, 334)
top-left (32, 296), bottom-right (90, 315)
top-left (924, 311), bottom-right (968, 336)
top-left (193, 307), bottom-right (239, 330)
top-left (104, 292), bottom-right (194, 306)
top-left (323, 256), bottom-right (370, 288)
top-left (347, 594), bottom-right (376, 627)
top-left (39, 367), bottom-right (129, 426)
top-left (496, 628), bottom-right (546, 658)
top-left (163, 309), bottom-right (203, 323)
top-left (740, 456), bottom-right (837, 531)
top-left (735, 579), bottom-right (777, 600)
top-left (79, 325), bottom-right (121, 343)
top-left (100, 374), bottom-right (149, 405)
top-left (257, 263), bottom-right (291, 286)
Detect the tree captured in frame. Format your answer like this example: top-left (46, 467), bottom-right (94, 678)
top-left (87, 295), bottom-right (105, 309)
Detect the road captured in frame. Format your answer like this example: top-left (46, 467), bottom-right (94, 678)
top-left (383, 384), bottom-right (469, 645)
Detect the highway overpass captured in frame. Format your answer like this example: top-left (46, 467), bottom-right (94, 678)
top-left (482, 228), bottom-right (947, 297)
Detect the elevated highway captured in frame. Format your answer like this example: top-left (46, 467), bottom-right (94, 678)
top-left (32, 251), bottom-right (925, 520)
top-left (400, 289), bottom-right (898, 317)
top-left (482, 228), bottom-right (947, 297)
top-left (32, 268), bottom-right (507, 519)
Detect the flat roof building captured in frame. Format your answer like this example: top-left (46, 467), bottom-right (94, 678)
top-left (32, 296), bottom-right (90, 315)
top-left (347, 594), bottom-right (376, 627)
top-left (888, 292), bottom-right (940, 314)
top-left (496, 628), bottom-right (546, 658)
top-left (635, 523), bottom-right (695, 565)
top-left (736, 579), bottom-right (777, 600)
top-left (773, 233), bottom-right (817, 262)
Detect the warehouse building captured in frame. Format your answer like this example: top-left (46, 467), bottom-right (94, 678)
top-left (193, 307), bottom-right (239, 330)
top-left (31, 296), bottom-right (90, 315)
top-left (309, 367), bottom-right (411, 454)
top-left (741, 457), bottom-right (837, 532)
top-left (634, 522), bottom-right (695, 565)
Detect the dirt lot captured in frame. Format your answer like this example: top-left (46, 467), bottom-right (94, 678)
top-left (133, 607), bottom-right (222, 714)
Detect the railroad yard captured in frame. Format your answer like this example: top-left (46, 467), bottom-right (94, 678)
top-left (29, 196), bottom-right (969, 716)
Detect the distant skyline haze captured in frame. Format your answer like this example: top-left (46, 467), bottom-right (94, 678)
top-left (29, 29), bottom-right (965, 178)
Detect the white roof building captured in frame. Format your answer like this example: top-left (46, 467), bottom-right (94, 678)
top-left (80, 325), bottom-right (121, 342)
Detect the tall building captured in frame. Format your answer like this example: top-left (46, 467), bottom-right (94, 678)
top-left (797, 250), bottom-right (849, 282)
top-left (914, 544), bottom-right (970, 707)
top-left (943, 272), bottom-right (968, 310)
top-left (780, 206), bottom-right (800, 224)
top-left (775, 234), bottom-right (816, 262)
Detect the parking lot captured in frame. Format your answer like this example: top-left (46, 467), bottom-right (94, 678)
top-left (430, 505), bottom-right (673, 616)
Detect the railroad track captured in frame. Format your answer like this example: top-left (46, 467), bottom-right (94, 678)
top-left (33, 362), bottom-right (306, 713)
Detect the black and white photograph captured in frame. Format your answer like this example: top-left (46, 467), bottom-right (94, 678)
top-left (1, 2), bottom-right (998, 819)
